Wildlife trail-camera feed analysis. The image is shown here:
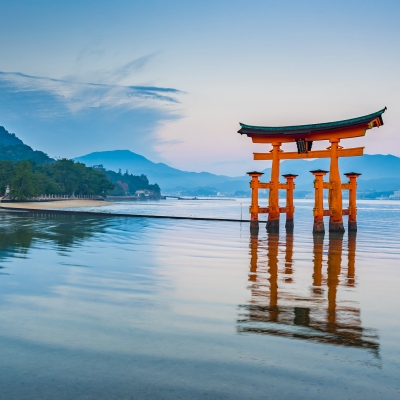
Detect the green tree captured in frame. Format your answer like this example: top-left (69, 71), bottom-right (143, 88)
top-left (1, 158), bottom-right (116, 200)
top-left (39, 159), bottom-right (114, 196)
top-left (0, 160), bottom-right (15, 195)
top-left (9, 161), bottom-right (40, 200)
top-left (43, 159), bottom-right (79, 194)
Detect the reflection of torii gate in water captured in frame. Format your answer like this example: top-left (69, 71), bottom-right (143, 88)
top-left (239, 108), bottom-right (387, 233)
top-left (238, 232), bottom-right (379, 355)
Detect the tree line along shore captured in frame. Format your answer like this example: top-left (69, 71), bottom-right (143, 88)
top-left (0, 159), bottom-right (161, 201)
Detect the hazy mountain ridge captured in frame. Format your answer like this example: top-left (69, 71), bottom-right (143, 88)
top-left (74, 150), bottom-right (247, 190)
top-left (74, 150), bottom-right (400, 194)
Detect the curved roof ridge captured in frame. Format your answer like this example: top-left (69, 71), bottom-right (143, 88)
top-left (239, 107), bottom-right (386, 133)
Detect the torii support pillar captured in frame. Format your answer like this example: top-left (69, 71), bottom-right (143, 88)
top-left (344, 172), bottom-right (361, 232)
top-left (248, 171), bottom-right (264, 233)
top-left (310, 169), bottom-right (328, 234)
top-left (282, 174), bottom-right (297, 232)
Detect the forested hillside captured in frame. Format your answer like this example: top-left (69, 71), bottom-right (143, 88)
top-left (0, 126), bottom-right (161, 200)
top-left (0, 159), bottom-right (114, 200)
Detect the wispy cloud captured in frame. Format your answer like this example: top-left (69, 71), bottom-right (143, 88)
top-left (0, 71), bottom-right (184, 159)
top-left (0, 71), bottom-right (182, 115)
top-left (106, 54), bottom-right (156, 83)
top-left (68, 53), bottom-right (160, 85)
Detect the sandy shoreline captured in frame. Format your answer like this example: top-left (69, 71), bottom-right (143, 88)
top-left (0, 199), bottom-right (115, 210)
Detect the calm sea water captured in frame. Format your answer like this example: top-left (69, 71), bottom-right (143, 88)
top-left (0, 200), bottom-right (400, 399)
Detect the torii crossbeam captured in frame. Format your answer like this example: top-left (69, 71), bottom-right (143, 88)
top-left (239, 107), bottom-right (386, 233)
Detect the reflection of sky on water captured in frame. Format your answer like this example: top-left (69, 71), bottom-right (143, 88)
top-left (0, 206), bottom-right (399, 399)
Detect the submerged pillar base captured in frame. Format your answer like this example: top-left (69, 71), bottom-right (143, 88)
top-left (313, 220), bottom-right (325, 234)
top-left (329, 220), bottom-right (345, 233)
top-left (348, 221), bottom-right (357, 232)
top-left (285, 218), bottom-right (294, 232)
top-left (250, 221), bottom-right (259, 234)
top-left (267, 218), bottom-right (280, 233)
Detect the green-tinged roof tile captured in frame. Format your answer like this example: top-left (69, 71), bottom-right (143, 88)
top-left (239, 107), bottom-right (386, 135)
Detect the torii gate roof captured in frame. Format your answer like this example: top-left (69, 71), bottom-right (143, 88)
top-left (238, 107), bottom-right (386, 141)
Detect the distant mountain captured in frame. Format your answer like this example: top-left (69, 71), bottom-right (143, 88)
top-left (74, 150), bottom-right (400, 194)
top-left (0, 126), bottom-right (53, 163)
top-left (74, 150), bottom-right (247, 190)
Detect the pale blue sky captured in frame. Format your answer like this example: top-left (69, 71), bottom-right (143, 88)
top-left (0, 0), bottom-right (399, 175)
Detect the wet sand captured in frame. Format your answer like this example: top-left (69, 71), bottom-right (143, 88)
top-left (0, 199), bottom-right (115, 209)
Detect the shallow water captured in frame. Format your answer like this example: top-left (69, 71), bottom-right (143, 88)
top-left (64, 197), bottom-right (254, 220)
top-left (0, 201), bottom-right (400, 399)
top-left (63, 197), bottom-right (400, 221)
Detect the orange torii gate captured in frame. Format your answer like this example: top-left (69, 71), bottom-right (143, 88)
top-left (239, 108), bottom-right (386, 233)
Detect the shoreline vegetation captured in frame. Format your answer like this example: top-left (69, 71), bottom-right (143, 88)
top-left (0, 158), bottom-right (114, 200)
top-left (0, 159), bottom-right (161, 201)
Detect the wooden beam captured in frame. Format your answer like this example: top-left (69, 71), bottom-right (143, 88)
top-left (322, 209), bottom-right (350, 216)
top-left (256, 207), bottom-right (290, 214)
top-left (258, 182), bottom-right (272, 189)
top-left (250, 126), bottom-right (367, 143)
top-left (254, 147), bottom-right (364, 161)
top-left (255, 182), bottom-right (289, 189)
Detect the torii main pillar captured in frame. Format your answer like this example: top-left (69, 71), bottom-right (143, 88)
top-left (267, 142), bottom-right (282, 232)
top-left (328, 139), bottom-right (344, 232)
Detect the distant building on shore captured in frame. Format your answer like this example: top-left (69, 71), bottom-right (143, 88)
top-left (389, 190), bottom-right (400, 199)
top-left (135, 189), bottom-right (159, 199)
